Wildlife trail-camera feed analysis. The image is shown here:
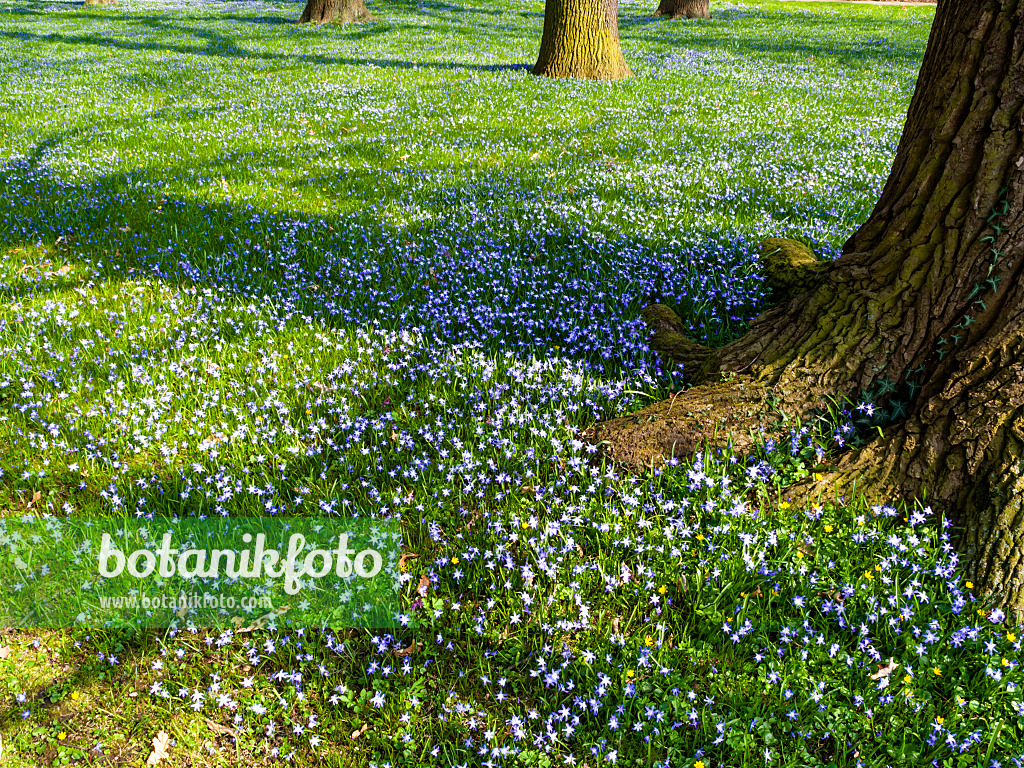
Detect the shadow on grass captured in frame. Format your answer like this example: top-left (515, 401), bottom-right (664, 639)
top-left (0, 25), bottom-right (531, 72)
top-left (619, 6), bottom-right (932, 68)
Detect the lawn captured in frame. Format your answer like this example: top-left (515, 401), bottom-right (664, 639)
top-left (1, 0), bottom-right (1021, 766)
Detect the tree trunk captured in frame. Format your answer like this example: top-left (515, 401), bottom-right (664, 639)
top-left (299, 0), bottom-right (373, 25)
top-left (654, 0), bottom-right (710, 20)
top-left (592, 0), bottom-right (1024, 620)
top-left (533, 0), bottom-right (633, 80)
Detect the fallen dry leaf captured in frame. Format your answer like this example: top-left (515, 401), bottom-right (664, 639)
top-left (417, 574), bottom-right (431, 596)
top-left (398, 552), bottom-right (418, 572)
top-left (204, 718), bottom-right (235, 737)
top-left (351, 723), bottom-right (369, 740)
top-left (145, 730), bottom-right (171, 765)
top-left (395, 639), bottom-right (421, 657)
top-left (0, 646), bottom-right (10, 659)
top-left (868, 657), bottom-right (899, 681)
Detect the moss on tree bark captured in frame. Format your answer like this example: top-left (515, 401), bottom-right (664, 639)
top-left (533, 0), bottom-right (633, 80)
top-left (591, 0), bottom-right (1024, 621)
top-left (654, 0), bottom-right (710, 19)
top-left (299, 0), bottom-right (373, 25)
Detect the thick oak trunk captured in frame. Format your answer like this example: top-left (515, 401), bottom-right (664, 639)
top-left (594, 0), bottom-right (1024, 620)
top-left (533, 0), bottom-right (633, 80)
top-left (654, 0), bottom-right (710, 20)
top-left (299, 0), bottom-right (373, 25)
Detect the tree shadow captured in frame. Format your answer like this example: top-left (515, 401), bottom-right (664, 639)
top-left (0, 26), bottom-right (529, 71)
top-left (619, 6), bottom-right (931, 68)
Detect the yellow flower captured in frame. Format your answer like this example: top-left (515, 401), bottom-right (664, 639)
top-left (814, 473), bottom-right (823, 481)
top-left (451, 557), bottom-right (459, 565)
top-left (645, 636), bottom-right (654, 647)
top-left (965, 581), bottom-right (973, 589)
top-left (57, 732), bottom-right (67, 741)
top-left (626, 670), bottom-right (634, 679)
top-left (933, 667), bottom-right (941, 676)
top-left (936, 716), bottom-right (944, 725)
top-left (978, 609), bottom-right (986, 617)
top-left (903, 674), bottom-right (912, 684)
top-left (796, 551), bottom-right (804, 559)
top-left (864, 570), bottom-right (874, 580)
top-left (70, 690), bottom-right (79, 700)
top-left (875, 564), bottom-right (882, 571)
top-left (779, 502), bottom-right (791, 510)
top-left (696, 534), bottom-right (705, 541)
top-left (1003, 658), bottom-right (1010, 666)
top-left (658, 585), bottom-right (667, 595)
top-left (957, 696), bottom-right (965, 705)
top-left (824, 524), bottom-right (833, 533)
top-left (521, 521), bottom-right (529, 529)
top-left (904, 689), bottom-right (912, 697)
top-left (696, 762), bottom-right (705, 768)
top-left (1009, 633), bottom-right (1017, 642)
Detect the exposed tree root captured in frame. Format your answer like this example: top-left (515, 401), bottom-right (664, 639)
top-left (583, 375), bottom-right (780, 468)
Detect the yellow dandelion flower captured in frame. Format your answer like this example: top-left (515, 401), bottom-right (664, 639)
top-left (824, 524), bottom-right (833, 533)
top-left (658, 585), bottom-right (667, 595)
top-left (626, 670), bottom-right (634, 679)
top-left (965, 581), bottom-right (973, 589)
top-left (933, 667), bottom-right (941, 676)
top-left (451, 557), bottom-right (459, 565)
top-left (57, 732), bottom-right (67, 741)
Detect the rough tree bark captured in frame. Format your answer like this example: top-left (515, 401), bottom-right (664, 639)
top-left (533, 0), bottom-right (633, 80)
top-left (589, 0), bottom-right (1024, 619)
top-left (654, 0), bottom-right (710, 20)
top-left (299, 0), bottom-right (374, 25)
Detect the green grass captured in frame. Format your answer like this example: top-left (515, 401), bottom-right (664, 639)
top-left (3, 0), bottom-right (1023, 767)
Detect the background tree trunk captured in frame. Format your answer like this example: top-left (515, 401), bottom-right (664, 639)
top-left (594, 0), bottom-right (1024, 619)
top-left (299, 0), bottom-right (374, 25)
top-left (654, 0), bottom-right (710, 19)
top-left (533, 0), bottom-right (633, 80)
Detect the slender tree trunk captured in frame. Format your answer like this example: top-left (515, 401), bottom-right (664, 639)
top-left (299, 0), bottom-right (373, 25)
top-left (654, 0), bottom-right (710, 20)
top-left (533, 0), bottom-right (633, 80)
top-left (592, 0), bottom-right (1024, 619)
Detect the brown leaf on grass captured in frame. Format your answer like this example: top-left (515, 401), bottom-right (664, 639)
top-left (395, 640), bottom-right (421, 658)
top-left (398, 552), bottom-right (418, 572)
top-left (417, 574), bottom-right (431, 596)
top-left (868, 658), bottom-right (899, 681)
top-left (204, 718), bottom-right (235, 737)
top-left (0, 646), bottom-right (9, 659)
top-left (351, 723), bottom-right (369, 740)
top-left (145, 731), bottom-right (171, 765)
top-left (232, 606), bottom-right (288, 633)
